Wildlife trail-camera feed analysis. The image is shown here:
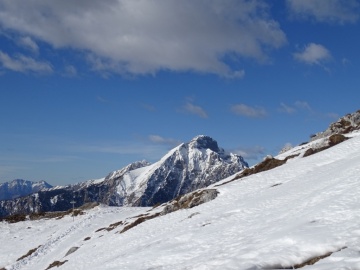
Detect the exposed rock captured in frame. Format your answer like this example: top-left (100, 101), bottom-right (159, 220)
top-left (329, 134), bottom-right (347, 146)
top-left (120, 213), bottom-right (161, 234)
top-left (160, 189), bottom-right (219, 215)
top-left (119, 188), bottom-right (218, 234)
top-left (311, 110), bottom-right (360, 141)
top-left (0, 135), bottom-right (247, 217)
top-left (270, 247), bottom-right (347, 269)
top-left (16, 246), bottom-right (41, 261)
top-left (65, 247), bottom-right (79, 257)
top-left (302, 134), bottom-right (347, 158)
top-left (303, 148), bottom-right (315, 157)
top-left (45, 260), bottom-right (68, 270)
top-left (218, 157), bottom-right (288, 186)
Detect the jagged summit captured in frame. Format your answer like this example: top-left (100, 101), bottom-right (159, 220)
top-left (0, 136), bottom-right (248, 217)
top-left (100, 135), bottom-right (248, 207)
top-left (189, 135), bottom-right (221, 152)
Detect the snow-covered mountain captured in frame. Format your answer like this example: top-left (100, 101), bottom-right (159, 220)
top-left (1, 116), bottom-right (360, 269)
top-left (0, 135), bottom-right (248, 217)
top-left (0, 179), bottom-right (52, 201)
top-left (101, 135), bottom-right (248, 207)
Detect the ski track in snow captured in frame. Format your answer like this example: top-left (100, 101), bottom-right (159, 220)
top-left (2, 207), bottom-right (147, 270)
top-left (7, 213), bottom-right (101, 270)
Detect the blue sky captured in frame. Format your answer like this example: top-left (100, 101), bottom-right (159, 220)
top-left (0, 0), bottom-right (360, 185)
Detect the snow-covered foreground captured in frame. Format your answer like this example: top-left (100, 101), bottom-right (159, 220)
top-left (2, 134), bottom-right (360, 269)
top-left (0, 207), bottom-right (148, 270)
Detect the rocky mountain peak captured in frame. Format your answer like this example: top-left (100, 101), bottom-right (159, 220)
top-left (0, 136), bottom-right (248, 217)
top-left (0, 179), bottom-right (52, 201)
top-left (311, 109), bottom-right (360, 141)
top-left (188, 135), bottom-right (220, 152)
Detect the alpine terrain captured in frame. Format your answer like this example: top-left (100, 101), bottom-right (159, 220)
top-left (0, 179), bottom-right (52, 201)
top-left (0, 135), bottom-right (248, 217)
top-left (1, 111), bottom-right (360, 269)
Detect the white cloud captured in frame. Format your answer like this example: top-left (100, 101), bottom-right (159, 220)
top-left (287, 0), bottom-right (360, 24)
top-left (17, 36), bottom-right (39, 53)
top-left (326, 112), bottom-right (340, 120)
top-left (232, 145), bottom-right (265, 160)
top-left (68, 140), bottom-right (171, 162)
top-left (141, 103), bottom-right (156, 112)
top-left (183, 102), bottom-right (208, 118)
top-left (279, 102), bottom-right (296, 114)
top-left (278, 101), bottom-right (338, 121)
top-left (73, 143), bottom-right (159, 156)
top-left (293, 43), bottom-right (332, 66)
top-left (148, 135), bottom-right (181, 146)
top-left (63, 65), bottom-right (78, 77)
top-left (231, 104), bottom-right (267, 118)
top-left (279, 143), bottom-right (293, 154)
top-left (279, 101), bottom-right (313, 115)
top-left (0, 0), bottom-right (286, 77)
top-left (0, 51), bottom-right (52, 73)
top-left (96, 96), bottom-right (110, 104)
top-left (342, 58), bottom-right (350, 66)
top-left (295, 101), bottom-right (312, 111)
top-left (225, 69), bottom-right (245, 79)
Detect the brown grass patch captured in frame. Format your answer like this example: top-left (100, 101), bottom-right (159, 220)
top-left (164, 189), bottom-right (219, 212)
top-left (120, 213), bottom-right (161, 234)
top-left (303, 148), bottom-right (315, 157)
top-left (266, 247), bottom-right (346, 269)
top-left (106, 221), bottom-right (124, 231)
top-left (78, 202), bottom-right (99, 210)
top-left (217, 157), bottom-right (292, 187)
top-left (291, 252), bottom-right (333, 268)
top-left (119, 190), bottom-right (218, 234)
top-left (45, 260), bottom-right (68, 270)
top-left (1, 214), bottom-right (27, 223)
top-left (304, 134), bottom-right (347, 158)
top-left (329, 134), bottom-right (347, 146)
top-left (1, 209), bottom-right (86, 224)
top-left (16, 245), bottom-right (41, 261)
top-left (303, 146), bottom-right (331, 157)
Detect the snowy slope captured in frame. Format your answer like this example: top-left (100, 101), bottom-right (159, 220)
top-left (0, 206), bottom-right (149, 270)
top-left (2, 133), bottom-right (360, 269)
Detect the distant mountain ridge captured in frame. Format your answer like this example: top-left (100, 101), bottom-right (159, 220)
top-left (0, 135), bottom-right (248, 217)
top-left (0, 179), bottom-right (52, 201)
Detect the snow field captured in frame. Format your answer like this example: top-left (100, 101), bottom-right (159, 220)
top-left (1, 134), bottom-right (360, 269)
top-left (1, 206), bottom-right (148, 270)
top-left (61, 135), bottom-right (360, 269)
